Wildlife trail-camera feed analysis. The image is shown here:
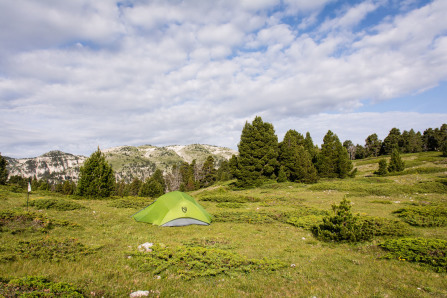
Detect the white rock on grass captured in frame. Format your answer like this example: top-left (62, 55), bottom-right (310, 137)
top-left (130, 290), bottom-right (150, 297)
top-left (138, 242), bottom-right (154, 252)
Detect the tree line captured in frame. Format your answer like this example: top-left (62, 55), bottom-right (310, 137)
top-left (343, 124), bottom-right (447, 160)
top-left (0, 120), bottom-right (445, 197)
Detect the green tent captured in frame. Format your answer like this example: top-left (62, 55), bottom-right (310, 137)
top-left (133, 191), bottom-right (212, 227)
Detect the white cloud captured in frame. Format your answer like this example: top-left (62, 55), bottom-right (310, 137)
top-left (1, 0), bottom-right (447, 158)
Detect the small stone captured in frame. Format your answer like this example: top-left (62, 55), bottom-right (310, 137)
top-left (138, 242), bottom-right (154, 252)
top-left (130, 290), bottom-right (150, 297)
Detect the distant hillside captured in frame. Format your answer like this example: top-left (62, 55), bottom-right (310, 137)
top-left (5, 144), bottom-right (237, 183)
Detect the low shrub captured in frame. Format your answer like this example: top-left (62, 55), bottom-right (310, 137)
top-left (286, 215), bottom-right (324, 230)
top-left (14, 238), bottom-right (98, 262)
top-left (378, 238), bottom-right (447, 272)
top-left (370, 200), bottom-right (392, 204)
top-left (393, 206), bottom-right (447, 227)
top-left (311, 199), bottom-right (373, 242)
top-left (212, 211), bottom-right (275, 224)
top-left (213, 206), bottom-right (327, 226)
top-left (108, 197), bottom-right (153, 209)
top-left (128, 244), bottom-right (286, 280)
top-left (216, 202), bottom-right (245, 208)
top-left (200, 194), bottom-right (260, 203)
top-left (0, 276), bottom-right (84, 297)
top-left (0, 210), bottom-right (70, 234)
top-left (29, 198), bottom-right (85, 211)
top-left (359, 217), bottom-right (411, 237)
top-left (182, 237), bottom-right (234, 250)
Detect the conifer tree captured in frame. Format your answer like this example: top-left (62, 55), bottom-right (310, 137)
top-left (139, 178), bottom-right (164, 198)
top-left (382, 128), bottom-right (401, 154)
top-left (235, 116), bottom-right (279, 187)
top-left (278, 130), bottom-right (318, 183)
top-left (76, 148), bottom-right (115, 198)
top-left (365, 133), bottom-right (382, 157)
top-left (304, 132), bottom-right (317, 160)
top-left (377, 159), bottom-right (388, 176)
top-left (201, 155), bottom-right (216, 187)
top-left (128, 178), bottom-right (142, 196)
top-left (0, 153), bottom-right (8, 185)
top-left (216, 160), bottom-right (233, 181)
top-left (316, 130), bottom-right (353, 178)
top-left (388, 148), bottom-right (405, 173)
top-left (277, 166), bottom-right (287, 183)
top-left (151, 169), bottom-right (166, 192)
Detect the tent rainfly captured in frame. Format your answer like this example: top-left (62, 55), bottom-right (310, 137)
top-left (133, 191), bottom-right (212, 227)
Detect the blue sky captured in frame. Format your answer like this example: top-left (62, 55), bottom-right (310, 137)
top-left (1, 0), bottom-right (446, 158)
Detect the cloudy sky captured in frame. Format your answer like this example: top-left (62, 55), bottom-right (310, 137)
top-left (1, 0), bottom-right (446, 158)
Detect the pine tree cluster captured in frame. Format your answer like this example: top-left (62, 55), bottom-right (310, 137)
top-left (231, 116), bottom-right (354, 188)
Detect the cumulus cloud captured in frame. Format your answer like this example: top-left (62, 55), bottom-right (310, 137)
top-left (0, 0), bottom-right (446, 157)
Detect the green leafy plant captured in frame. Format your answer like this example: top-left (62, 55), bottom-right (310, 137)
top-left (0, 276), bottom-right (84, 297)
top-left (311, 198), bottom-right (373, 242)
top-left (28, 198), bottom-right (85, 211)
top-left (128, 244), bottom-right (286, 280)
top-left (393, 206), bottom-right (447, 227)
top-left (379, 238), bottom-right (447, 272)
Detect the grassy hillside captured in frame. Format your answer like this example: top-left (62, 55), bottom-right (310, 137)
top-left (1, 151), bottom-right (446, 297)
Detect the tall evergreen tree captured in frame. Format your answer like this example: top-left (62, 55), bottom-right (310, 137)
top-left (388, 148), bottom-right (405, 173)
top-left (381, 128), bottom-right (401, 155)
top-left (304, 132), bottom-right (317, 160)
top-left (151, 169), bottom-right (166, 192)
top-left (139, 178), bottom-right (164, 198)
top-left (279, 130), bottom-right (317, 183)
top-left (216, 160), bottom-right (233, 181)
top-left (0, 153), bottom-right (8, 185)
top-left (354, 144), bottom-right (366, 159)
top-left (235, 116), bottom-right (279, 187)
top-left (376, 159), bottom-right (388, 176)
top-left (316, 130), bottom-right (353, 178)
top-left (76, 148), bottom-right (115, 198)
top-left (128, 178), bottom-right (142, 196)
top-left (279, 130), bottom-right (303, 181)
top-left (201, 155), bottom-right (216, 187)
top-left (364, 133), bottom-right (381, 157)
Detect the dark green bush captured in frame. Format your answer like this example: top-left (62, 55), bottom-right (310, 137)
top-left (393, 206), bottom-right (447, 227)
top-left (108, 197), bottom-right (153, 209)
top-left (359, 217), bottom-right (411, 237)
top-left (286, 215), bottom-right (324, 229)
top-left (311, 199), bottom-right (373, 242)
top-left (0, 276), bottom-right (84, 297)
top-left (0, 210), bottom-right (52, 234)
top-left (379, 238), bottom-right (447, 272)
top-left (216, 202), bottom-right (245, 208)
top-left (28, 198), bottom-right (85, 211)
top-left (128, 244), bottom-right (286, 280)
top-left (14, 238), bottom-right (97, 261)
top-left (212, 211), bottom-right (275, 224)
top-left (200, 194), bottom-right (260, 203)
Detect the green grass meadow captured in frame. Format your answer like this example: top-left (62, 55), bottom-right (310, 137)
top-left (1, 152), bottom-right (446, 297)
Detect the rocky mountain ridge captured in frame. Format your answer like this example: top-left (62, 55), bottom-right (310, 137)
top-left (5, 144), bottom-right (237, 183)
